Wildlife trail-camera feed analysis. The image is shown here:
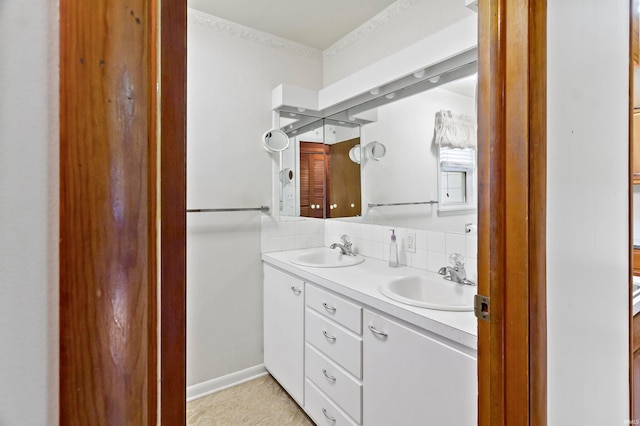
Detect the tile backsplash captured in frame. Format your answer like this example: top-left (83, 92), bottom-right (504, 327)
top-left (261, 216), bottom-right (477, 281)
top-left (324, 220), bottom-right (477, 281)
top-left (261, 216), bottom-right (325, 253)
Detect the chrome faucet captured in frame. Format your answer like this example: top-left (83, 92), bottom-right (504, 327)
top-left (438, 253), bottom-right (476, 286)
top-left (330, 234), bottom-right (356, 256)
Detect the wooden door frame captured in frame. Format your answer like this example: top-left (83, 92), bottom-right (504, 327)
top-left (477, 0), bottom-right (546, 425)
top-left (59, 0), bottom-right (186, 423)
top-left (58, 0), bottom-right (546, 424)
top-left (630, 0), bottom-right (637, 421)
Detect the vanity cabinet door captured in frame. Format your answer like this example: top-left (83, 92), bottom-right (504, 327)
top-left (263, 265), bottom-right (305, 405)
top-left (362, 310), bottom-right (477, 426)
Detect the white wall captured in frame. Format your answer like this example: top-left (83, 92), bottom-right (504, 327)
top-left (547, 0), bottom-right (630, 423)
top-left (361, 87), bottom-right (476, 232)
top-left (0, 0), bottom-right (59, 424)
top-left (322, 0), bottom-right (474, 86)
top-left (186, 10), bottom-right (323, 387)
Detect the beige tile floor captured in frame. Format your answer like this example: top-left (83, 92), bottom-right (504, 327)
top-left (187, 374), bottom-right (315, 426)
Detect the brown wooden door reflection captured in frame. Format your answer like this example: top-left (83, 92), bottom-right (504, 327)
top-left (327, 137), bottom-right (361, 218)
top-left (300, 142), bottom-right (327, 218)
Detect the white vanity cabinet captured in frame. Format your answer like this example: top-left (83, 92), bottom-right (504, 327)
top-left (263, 265), bottom-right (305, 405)
top-left (262, 258), bottom-right (477, 425)
top-left (363, 310), bottom-right (477, 425)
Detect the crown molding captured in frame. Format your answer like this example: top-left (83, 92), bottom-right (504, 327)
top-left (323, 0), bottom-right (417, 58)
top-left (188, 9), bottom-right (323, 60)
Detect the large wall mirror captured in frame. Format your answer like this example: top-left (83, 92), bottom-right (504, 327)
top-left (279, 117), bottom-right (362, 219)
top-left (276, 50), bottom-right (478, 231)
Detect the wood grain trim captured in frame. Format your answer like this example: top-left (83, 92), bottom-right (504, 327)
top-left (159, 0), bottom-right (187, 423)
top-left (478, 0), bottom-right (547, 424)
top-left (631, 0), bottom-right (637, 420)
top-left (59, 0), bottom-right (155, 423)
top-left (477, 0), bottom-right (505, 424)
top-left (528, 2), bottom-right (548, 424)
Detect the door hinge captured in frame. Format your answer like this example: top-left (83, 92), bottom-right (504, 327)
top-left (474, 294), bottom-right (490, 322)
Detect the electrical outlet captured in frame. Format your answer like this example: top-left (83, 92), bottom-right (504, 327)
top-left (406, 232), bottom-right (416, 253)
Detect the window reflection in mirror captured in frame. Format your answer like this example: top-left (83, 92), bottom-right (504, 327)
top-left (361, 73), bottom-right (477, 229)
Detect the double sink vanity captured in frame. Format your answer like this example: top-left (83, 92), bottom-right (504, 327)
top-left (262, 247), bottom-right (478, 425)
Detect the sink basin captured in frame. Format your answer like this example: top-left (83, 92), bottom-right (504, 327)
top-left (379, 276), bottom-right (476, 311)
top-left (291, 248), bottom-right (365, 268)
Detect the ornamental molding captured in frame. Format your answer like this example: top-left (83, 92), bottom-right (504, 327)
top-left (188, 9), bottom-right (323, 60)
top-left (323, 0), bottom-right (417, 58)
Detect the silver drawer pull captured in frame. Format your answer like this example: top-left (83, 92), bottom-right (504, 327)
top-left (322, 408), bottom-right (336, 423)
top-left (291, 286), bottom-right (301, 295)
top-left (322, 369), bottom-right (336, 382)
top-left (322, 302), bottom-right (336, 313)
top-left (368, 324), bottom-right (388, 338)
top-left (322, 330), bottom-right (337, 342)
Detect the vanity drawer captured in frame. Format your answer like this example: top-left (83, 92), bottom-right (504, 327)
top-left (305, 379), bottom-right (358, 426)
top-left (306, 284), bottom-right (362, 334)
top-left (306, 308), bottom-right (362, 378)
top-left (305, 344), bottom-right (362, 423)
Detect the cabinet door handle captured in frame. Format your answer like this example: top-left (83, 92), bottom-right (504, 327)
top-left (368, 324), bottom-right (388, 338)
top-left (322, 330), bottom-right (337, 342)
top-left (322, 302), bottom-right (336, 313)
top-left (322, 408), bottom-right (336, 423)
top-left (322, 369), bottom-right (336, 382)
top-left (291, 286), bottom-right (301, 295)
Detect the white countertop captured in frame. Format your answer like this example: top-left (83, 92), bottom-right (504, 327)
top-left (262, 248), bottom-right (478, 351)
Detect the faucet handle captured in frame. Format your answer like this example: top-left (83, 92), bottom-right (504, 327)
top-left (340, 234), bottom-right (351, 245)
top-left (449, 253), bottom-right (464, 267)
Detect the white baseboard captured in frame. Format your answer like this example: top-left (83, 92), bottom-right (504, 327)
top-left (186, 364), bottom-right (268, 402)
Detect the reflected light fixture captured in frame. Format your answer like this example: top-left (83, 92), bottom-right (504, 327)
top-left (413, 69), bottom-right (425, 78)
top-left (385, 92), bottom-right (395, 99)
top-left (297, 107), bottom-right (306, 112)
top-left (428, 75), bottom-right (441, 83)
top-left (370, 88), bottom-right (380, 95)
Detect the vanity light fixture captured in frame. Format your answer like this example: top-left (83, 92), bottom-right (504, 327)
top-left (370, 88), bottom-right (380, 95)
top-left (297, 107), bottom-right (306, 113)
top-left (413, 69), bottom-right (425, 78)
top-left (291, 129), bottom-right (298, 134)
top-left (429, 75), bottom-right (441, 84)
top-left (385, 92), bottom-right (395, 100)
top-left (289, 113), bottom-right (297, 117)
top-left (339, 121), bottom-right (345, 124)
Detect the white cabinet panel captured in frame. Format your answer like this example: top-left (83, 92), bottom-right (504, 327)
top-left (306, 308), bottom-right (362, 379)
top-left (306, 283), bottom-right (362, 334)
top-left (363, 310), bottom-right (477, 426)
top-left (305, 343), bottom-right (362, 423)
top-left (263, 265), bottom-right (305, 405)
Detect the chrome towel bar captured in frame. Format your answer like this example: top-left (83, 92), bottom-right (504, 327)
top-left (367, 201), bottom-right (438, 208)
top-left (187, 206), bottom-right (270, 213)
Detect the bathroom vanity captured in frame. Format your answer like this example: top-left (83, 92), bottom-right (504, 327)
top-left (263, 248), bottom-right (477, 425)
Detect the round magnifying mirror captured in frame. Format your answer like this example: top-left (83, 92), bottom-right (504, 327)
top-left (263, 129), bottom-right (290, 152)
top-left (366, 141), bottom-right (386, 161)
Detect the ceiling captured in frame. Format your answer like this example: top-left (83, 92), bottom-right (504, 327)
top-left (187, 0), bottom-right (399, 50)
